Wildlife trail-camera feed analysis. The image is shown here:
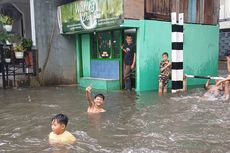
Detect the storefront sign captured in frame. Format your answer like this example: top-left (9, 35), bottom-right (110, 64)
top-left (57, 0), bottom-right (123, 34)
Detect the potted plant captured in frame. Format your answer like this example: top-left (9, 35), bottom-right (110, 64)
top-left (0, 31), bottom-right (9, 43)
top-left (0, 31), bottom-right (14, 46)
top-left (21, 38), bottom-right (33, 67)
top-left (4, 47), bottom-right (12, 63)
top-left (22, 38), bottom-right (33, 51)
top-left (9, 34), bottom-right (22, 48)
top-left (0, 14), bottom-right (14, 32)
top-left (14, 43), bottom-right (25, 59)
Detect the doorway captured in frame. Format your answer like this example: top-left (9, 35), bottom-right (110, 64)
top-left (122, 28), bottom-right (137, 90)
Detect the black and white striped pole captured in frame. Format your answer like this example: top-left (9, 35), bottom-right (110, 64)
top-left (171, 12), bottom-right (184, 93)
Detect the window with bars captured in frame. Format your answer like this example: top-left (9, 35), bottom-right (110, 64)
top-left (91, 30), bottom-right (121, 59)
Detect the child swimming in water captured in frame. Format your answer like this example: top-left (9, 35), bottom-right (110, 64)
top-left (49, 113), bottom-right (76, 145)
top-left (85, 86), bottom-right (106, 113)
top-left (202, 78), bottom-right (229, 100)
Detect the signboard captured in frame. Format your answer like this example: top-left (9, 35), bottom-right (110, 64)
top-left (57, 0), bottom-right (123, 34)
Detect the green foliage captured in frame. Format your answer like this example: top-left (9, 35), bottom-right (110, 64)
top-left (5, 47), bottom-right (12, 58)
top-left (0, 14), bottom-right (14, 25)
top-left (0, 32), bottom-right (23, 45)
top-left (0, 31), bottom-right (9, 42)
top-left (98, 0), bottom-right (123, 19)
top-left (15, 43), bottom-right (25, 52)
top-left (9, 34), bottom-right (22, 44)
top-left (22, 38), bottom-right (33, 49)
top-left (61, 2), bottom-right (79, 22)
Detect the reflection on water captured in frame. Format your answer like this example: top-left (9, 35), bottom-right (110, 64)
top-left (1, 86), bottom-right (230, 152)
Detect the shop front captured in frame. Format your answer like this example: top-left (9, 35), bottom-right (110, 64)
top-left (58, 0), bottom-right (219, 92)
top-left (58, 0), bottom-right (135, 90)
top-left (76, 29), bottom-right (134, 90)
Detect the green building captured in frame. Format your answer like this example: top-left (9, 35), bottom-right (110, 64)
top-left (58, 0), bottom-right (219, 92)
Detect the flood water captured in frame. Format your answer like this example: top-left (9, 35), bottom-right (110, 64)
top-left (0, 85), bottom-right (230, 153)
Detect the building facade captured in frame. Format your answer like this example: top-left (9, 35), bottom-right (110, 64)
top-left (0, 0), bottom-right (77, 85)
top-left (58, 0), bottom-right (219, 91)
top-left (1, 0), bottom-right (220, 90)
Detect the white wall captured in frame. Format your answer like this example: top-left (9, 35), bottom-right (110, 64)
top-left (220, 21), bottom-right (230, 29)
top-left (219, 0), bottom-right (230, 20)
top-left (219, 0), bottom-right (230, 29)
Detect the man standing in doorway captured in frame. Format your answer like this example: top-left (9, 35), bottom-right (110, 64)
top-left (121, 34), bottom-right (136, 91)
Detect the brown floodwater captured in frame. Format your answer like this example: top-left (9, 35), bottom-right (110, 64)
top-left (0, 85), bottom-right (230, 153)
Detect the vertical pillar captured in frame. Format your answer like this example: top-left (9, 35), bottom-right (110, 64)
top-left (171, 12), bottom-right (184, 93)
top-left (0, 44), bottom-right (6, 89)
top-left (30, 0), bottom-right (36, 46)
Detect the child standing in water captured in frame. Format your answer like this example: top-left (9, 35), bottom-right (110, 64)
top-left (216, 51), bottom-right (230, 99)
top-left (158, 52), bottom-right (171, 95)
top-left (85, 86), bottom-right (106, 113)
top-left (226, 50), bottom-right (230, 73)
top-left (49, 113), bottom-right (76, 145)
top-left (121, 34), bottom-right (136, 91)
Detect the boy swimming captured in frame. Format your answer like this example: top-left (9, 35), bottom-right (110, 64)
top-left (85, 86), bottom-right (106, 113)
top-left (49, 113), bottom-right (76, 145)
top-left (201, 78), bottom-right (229, 101)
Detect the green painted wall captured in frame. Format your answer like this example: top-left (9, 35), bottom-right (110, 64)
top-left (80, 77), bottom-right (120, 90)
top-left (81, 34), bottom-right (91, 77)
top-left (184, 24), bottom-right (219, 85)
top-left (122, 20), bottom-right (219, 91)
top-left (76, 20), bottom-right (219, 92)
top-left (76, 34), bottom-right (81, 83)
top-left (140, 20), bottom-right (171, 91)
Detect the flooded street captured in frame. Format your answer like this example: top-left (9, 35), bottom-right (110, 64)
top-left (0, 85), bottom-right (230, 153)
top-left (0, 62), bottom-right (229, 153)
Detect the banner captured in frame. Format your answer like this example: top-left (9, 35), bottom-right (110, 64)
top-left (58, 0), bottom-right (123, 34)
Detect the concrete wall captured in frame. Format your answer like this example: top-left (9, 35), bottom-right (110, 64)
top-left (33, 0), bottom-right (76, 85)
top-left (12, 1), bottom-right (31, 38)
top-left (219, 0), bottom-right (230, 60)
top-left (220, 30), bottom-right (230, 59)
top-left (0, 0), bottom-right (31, 38)
top-left (123, 20), bottom-right (219, 91)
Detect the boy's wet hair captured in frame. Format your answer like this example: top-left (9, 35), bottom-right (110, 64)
top-left (52, 113), bottom-right (68, 127)
top-left (126, 34), bottom-right (132, 38)
top-left (94, 93), bottom-right (105, 100)
top-left (162, 52), bottom-right (168, 57)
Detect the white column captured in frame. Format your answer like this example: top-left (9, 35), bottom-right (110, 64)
top-left (30, 0), bottom-right (36, 46)
top-left (171, 12), bottom-right (184, 93)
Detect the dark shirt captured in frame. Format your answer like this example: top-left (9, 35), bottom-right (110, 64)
top-left (124, 44), bottom-right (136, 65)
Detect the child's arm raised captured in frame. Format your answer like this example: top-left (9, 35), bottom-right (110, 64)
top-left (204, 79), bottom-right (211, 90)
top-left (216, 75), bottom-right (230, 86)
top-left (86, 86), bottom-right (94, 107)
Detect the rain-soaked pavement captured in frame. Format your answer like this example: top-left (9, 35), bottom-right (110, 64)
top-left (0, 61), bottom-right (230, 153)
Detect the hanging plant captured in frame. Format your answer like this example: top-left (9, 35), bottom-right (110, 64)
top-left (15, 43), bottom-right (26, 52)
top-left (0, 14), bottom-right (14, 25)
top-left (0, 31), bottom-right (10, 44)
top-left (0, 31), bottom-right (9, 41)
